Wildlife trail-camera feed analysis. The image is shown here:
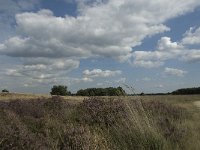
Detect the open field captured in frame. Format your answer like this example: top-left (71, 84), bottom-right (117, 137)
top-left (0, 93), bottom-right (51, 101)
top-left (0, 93), bottom-right (200, 150)
top-left (1, 92), bottom-right (200, 103)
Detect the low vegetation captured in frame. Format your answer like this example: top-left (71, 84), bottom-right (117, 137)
top-left (0, 95), bottom-right (199, 150)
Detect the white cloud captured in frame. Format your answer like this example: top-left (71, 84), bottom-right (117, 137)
top-left (5, 69), bottom-right (23, 77)
top-left (81, 77), bottom-right (93, 82)
top-left (2, 0), bottom-right (200, 60)
top-left (157, 37), bottom-right (183, 50)
top-left (132, 60), bottom-right (164, 68)
top-left (181, 50), bottom-right (200, 62)
top-left (83, 69), bottom-right (121, 78)
top-left (164, 67), bottom-right (187, 77)
top-left (5, 59), bottom-right (79, 81)
top-left (1, 0), bottom-right (200, 91)
top-left (0, 7), bottom-right (168, 60)
top-left (72, 68), bottom-right (124, 86)
top-left (131, 35), bottom-right (200, 68)
top-left (131, 37), bottom-right (184, 68)
top-left (182, 27), bottom-right (200, 45)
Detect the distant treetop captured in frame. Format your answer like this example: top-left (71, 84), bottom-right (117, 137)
top-left (2, 89), bottom-right (9, 93)
top-left (50, 85), bottom-right (71, 96)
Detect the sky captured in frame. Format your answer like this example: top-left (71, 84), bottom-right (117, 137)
top-left (0, 0), bottom-right (200, 94)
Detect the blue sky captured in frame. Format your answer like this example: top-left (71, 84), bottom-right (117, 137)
top-left (0, 0), bottom-right (200, 94)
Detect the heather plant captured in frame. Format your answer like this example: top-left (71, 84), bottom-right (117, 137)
top-left (0, 95), bottom-right (193, 150)
top-left (75, 98), bottom-right (166, 149)
top-left (0, 110), bottom-right (46, 150)
top-left (76, 98), bottom-right (127, 126)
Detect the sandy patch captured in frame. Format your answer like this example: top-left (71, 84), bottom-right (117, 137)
top-left (194, 101), bottom-right (200, 108)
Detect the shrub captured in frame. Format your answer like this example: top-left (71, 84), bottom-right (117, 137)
top-left (50, 85), bottom-right (71, 96)
top-left (2, 89), bottom-right (9, 93)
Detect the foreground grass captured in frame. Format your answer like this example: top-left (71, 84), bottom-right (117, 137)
top-left (0, 95), bottom-right (199, 149)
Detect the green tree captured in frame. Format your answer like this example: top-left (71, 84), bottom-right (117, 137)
top-left (50, 85), bottom-right (71, 96)
top-left (172, 87), bottom-right (200, 95)
top-left (2, 89), bottom-right (9, 93)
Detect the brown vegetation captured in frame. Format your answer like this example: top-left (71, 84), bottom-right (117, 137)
top-left (0, 95), bottom-right (199, 149)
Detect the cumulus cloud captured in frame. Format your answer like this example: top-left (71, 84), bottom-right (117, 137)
top-left (131, 37), bottom-right (183, 68)
top-left (83, 69), bottom-right (121, 78)
top-left (0, 8), bottom-right (167, 60)
top-left (181, 50), bottom-right (200, 62)
top-left (131, 35), bottom-right (200, 68)
top-left (164, 67), bottom-right (187, 77)
top-left (5, 59), bottom-right (79, 80)
top-left (1, 0), bottom-right (200, 89)
top-left (2, 0), bottom-right (200, 60)
top-left (182, 27), bottom-right (200, 45)
top-left (157, 37), bottom-right (183, 50)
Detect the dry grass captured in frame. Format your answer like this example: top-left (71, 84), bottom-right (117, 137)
top-left (0, 93), bottom-right (88, 104)
top-left (0, 93), bottom-right (50, 101)
top-left (0, 94), bottom-right (200, 149)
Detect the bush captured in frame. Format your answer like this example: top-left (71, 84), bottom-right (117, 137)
top-left (50, 85), bottom-right (71, 96)
top-left (2, 89), bottom-right (9, 93)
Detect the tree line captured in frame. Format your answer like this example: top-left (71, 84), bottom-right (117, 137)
top-left (76, 87), bottom-right (126, 96)
top-left (172, 87), bottom-right (200, 95)
top-left (48, 85), bottom-right (200, 96)
top-left (2, 85), bottom-right (200, 96)
top-left (50, 85), bottom-right (126, 96)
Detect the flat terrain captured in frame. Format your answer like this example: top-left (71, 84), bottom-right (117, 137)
top-left (194, 101), bottom-right (200, 108)
top-left (0, 93), bottom-right (200, 149)
top-left (1, 92), bottom-right (200, 103)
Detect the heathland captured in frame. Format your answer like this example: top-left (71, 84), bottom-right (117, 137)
top-left (0, 93), bottom-right (200, 150)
